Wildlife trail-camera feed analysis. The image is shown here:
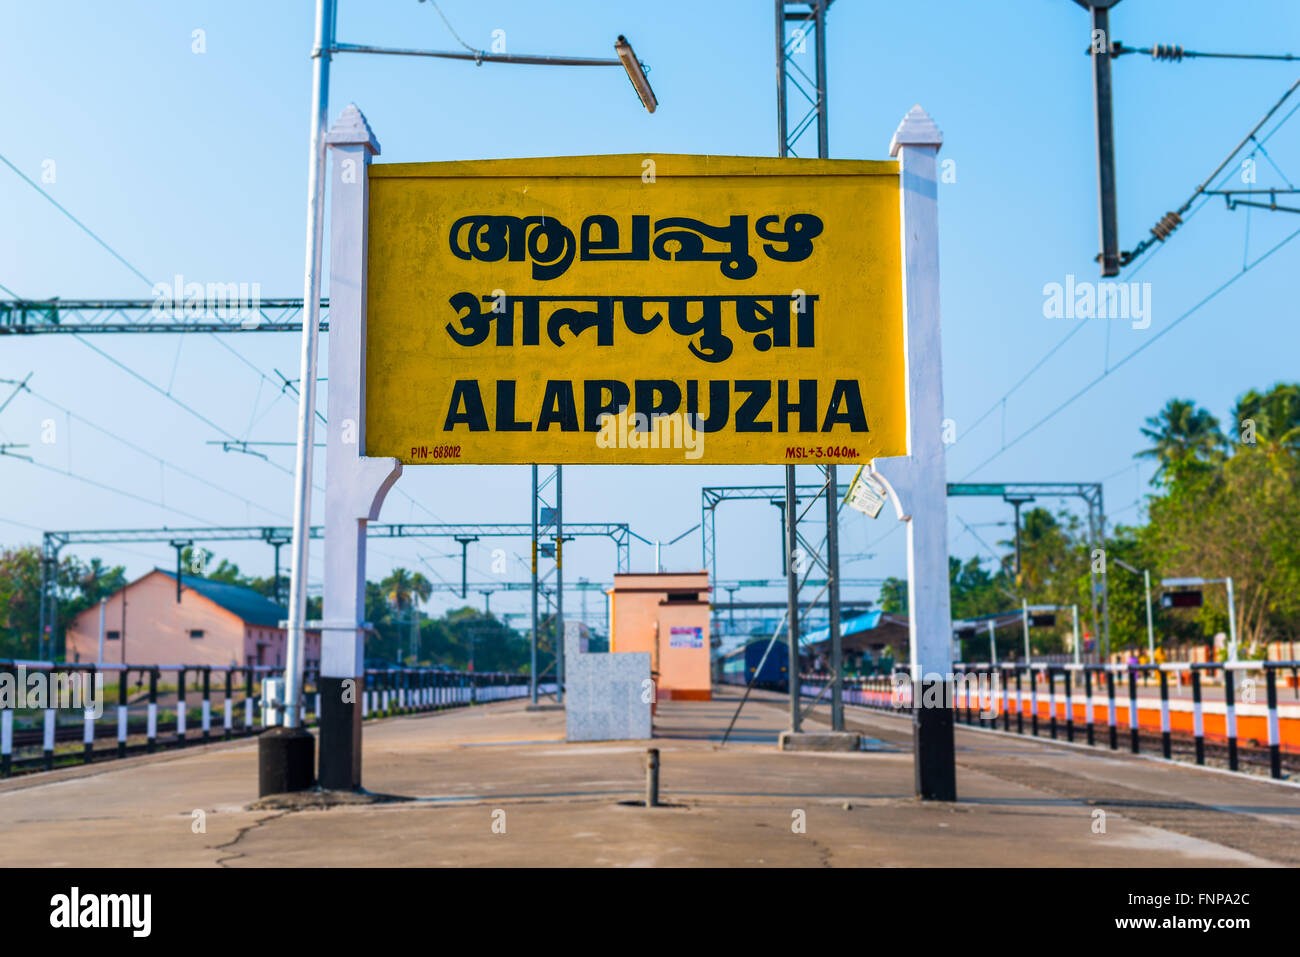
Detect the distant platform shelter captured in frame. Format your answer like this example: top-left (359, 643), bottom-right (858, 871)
top-left (608, 572), bottom-right (711, 701)
top-left (803, 611), bottom-right (910, 671)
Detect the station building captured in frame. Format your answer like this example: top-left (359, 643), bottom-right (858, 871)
top-left (65, 569), bottom-right (320, 669)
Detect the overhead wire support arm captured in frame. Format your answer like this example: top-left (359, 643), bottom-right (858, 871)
top-left (0, 299), bottom-right (328, 334)
top-left (328, 42), bottom-right (629, 68)
top-left (1202, 187), bottom-right (1300, 214)
top-left (1116, 74), bottom-right (1300, 269)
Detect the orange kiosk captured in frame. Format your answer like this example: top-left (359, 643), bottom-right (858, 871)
top-left (608, 572), bottom-right (711, 701)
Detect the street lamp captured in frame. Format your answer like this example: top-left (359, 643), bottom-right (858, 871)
top-left (280, 0), bottom-right (661, 734)
top-left (1161, 576), bottom-right (1238, 662)
top-left (1113, 558), bottom-right (1155, 663)
top-left (616, 35), bottom-right (658, 113)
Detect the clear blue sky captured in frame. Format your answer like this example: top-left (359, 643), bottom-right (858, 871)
top-left (2, 0), bottom-right (1299, 628)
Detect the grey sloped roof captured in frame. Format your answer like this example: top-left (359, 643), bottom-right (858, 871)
top-left (155, 569), bottom-right (286, 628)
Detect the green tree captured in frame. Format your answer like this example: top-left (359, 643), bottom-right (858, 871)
top-left (878, 576), bottom-right (907, 614)
top-left (0, 546), bottom-right (127, 659)
top-left (1143, 442), bottom-right (1300, 654)
top-left (380, 568), bottom-right (432, 616)
top-left (1136, 398), bottom-right (1226, 485)
top-left (0, 545), bottom-right (42, 657)
top-left (1231, 382), bottom-right (1300, 451)
top-left (949, 555), bottom-right (1010, 621)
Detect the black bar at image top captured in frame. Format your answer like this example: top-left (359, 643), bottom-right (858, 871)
top-left (1159, 668), bottom-right (1171, 759)
top-left (1267, 666), bottom-right (1281, 779)
top-left (1225, 668), bottom-right (1238, 772)
top-left (1128, 668), bottom-right (1140, 754)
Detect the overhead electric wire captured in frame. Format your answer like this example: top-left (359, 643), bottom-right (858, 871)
top-left (0, 149), bottom-right (318, 484)
top-left (422, 0), bottom-right (481, 55)
top-left (16, 457), bottom-right (218, 525)
top-left (16, 382), bottom-right (287, 521)
top-left (959, 222), bottom-right (1300, 480)
top-left (0, 151), bottom-right (155, 287)
top-left (1120, 74), bottom-right (1300, 266)
top-left (1114, 42), bottom-right (1299, 63)
top-left (950, 92), bottom-right (1300, 477)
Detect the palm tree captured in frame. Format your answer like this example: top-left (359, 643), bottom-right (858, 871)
top-left (75, 557), bottom-right (124, 603)
top-left (380, 568), bottom-right (433, 616)
top-left (1136, 398), bottom-right (1226, 483)
top-left (1231, 382), bottom-right (1300, 450)
top-left (380, 568), bottom-right (433, 665)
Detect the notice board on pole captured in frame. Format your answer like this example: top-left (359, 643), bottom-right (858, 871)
top-left (364, 154), bottom-right (904, 465)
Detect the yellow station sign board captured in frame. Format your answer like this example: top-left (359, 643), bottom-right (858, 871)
top-left (364, 154), bottom-right (904, 465)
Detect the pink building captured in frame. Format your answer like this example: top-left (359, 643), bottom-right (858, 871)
top-left (608, 572), bottom-right (711, 701)
top-left (65, 569), bottom-right (320, 669)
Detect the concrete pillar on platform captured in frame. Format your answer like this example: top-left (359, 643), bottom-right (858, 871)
top-left (872, 105), bottom-right (956, 801)
top-left (318, 104), bottom-right (402, 791)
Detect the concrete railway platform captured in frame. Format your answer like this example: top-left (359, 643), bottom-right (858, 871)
top-left (0, 686), bottom-right (1296, 867)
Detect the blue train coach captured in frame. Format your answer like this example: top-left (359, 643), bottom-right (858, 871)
top-left (744, 638), bottom-right (789, 692)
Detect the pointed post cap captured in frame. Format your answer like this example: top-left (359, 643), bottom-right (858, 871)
top-left (326, 104), bottom-right (381, 155)
top-left (889, 105), bottom-right (942, 156)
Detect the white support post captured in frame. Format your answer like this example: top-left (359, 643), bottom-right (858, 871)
top-left (318, 104), bottom-right (402, 791)
top-left (283, 0), bottom-right (335, 730)
top-left (1072, 604), bottom-right (1080, 666)
top-left (872, 105), bottom-right (955, 801)
top-left (1022, 598), bottom-right (1031, 665)
top-left (1143, 569), bottom-right (1155, 662)
top-left (1225, 577), bottom-right (1238, 662)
